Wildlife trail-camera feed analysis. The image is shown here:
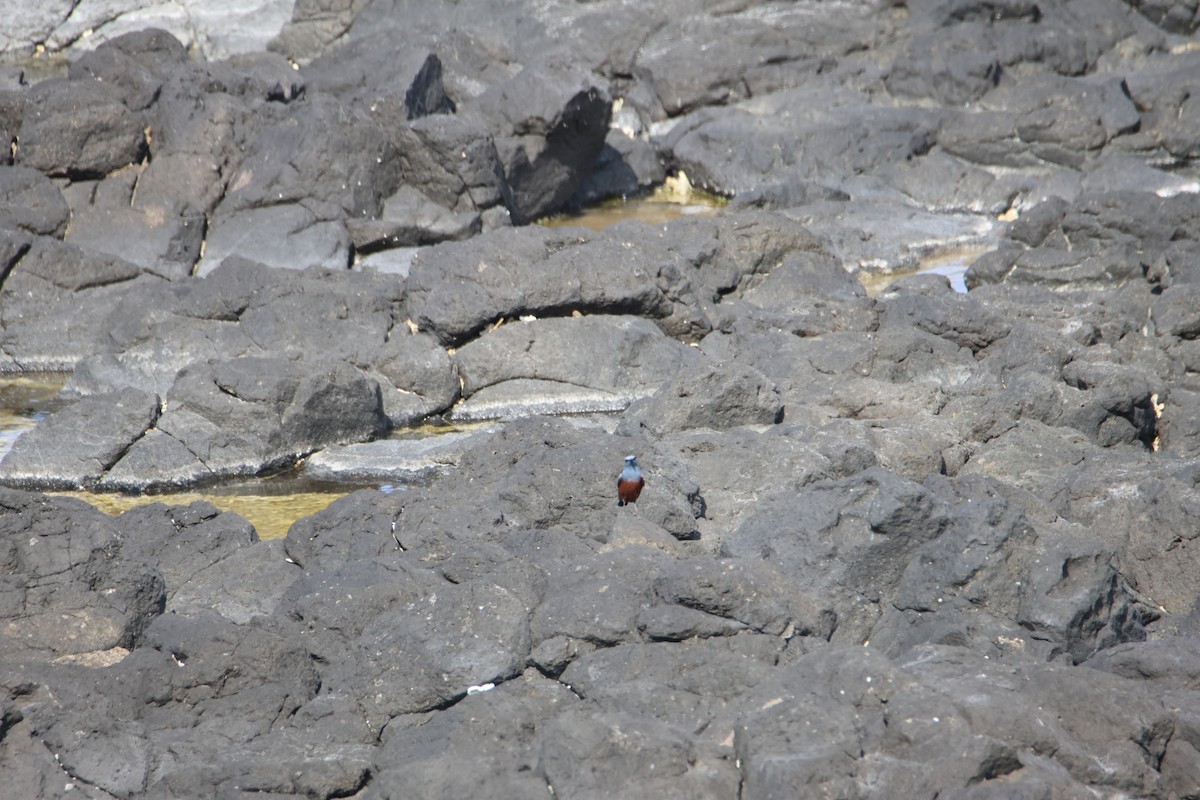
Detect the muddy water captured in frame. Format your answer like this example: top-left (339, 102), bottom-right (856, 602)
top-left (52, 476), bottom-right (354, 541)
top-left (542, 178), bottom-right (725, 230)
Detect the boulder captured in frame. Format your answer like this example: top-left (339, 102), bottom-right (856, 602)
top-left (0, 165), bottom-right (70, 237)
top-left (474, 61), bottom-right (611, 224)
top-left (94, 357), bottom-right (389, 491)
top-left (0, 488), bottom-right (165, 660)
top-left (16, 79), bottom-right (148, 178)
top-left (405, 224), bottom-right (710, 345)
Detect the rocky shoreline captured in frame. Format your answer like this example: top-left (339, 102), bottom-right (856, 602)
top-left (4, 0), bottom-right (1200, 797)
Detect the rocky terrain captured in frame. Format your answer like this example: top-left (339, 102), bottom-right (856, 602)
top-left (3, 0), bottom-right (1200, 797)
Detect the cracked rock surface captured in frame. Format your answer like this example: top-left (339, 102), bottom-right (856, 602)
top-left (3, 0), bottom-right (1200, 797)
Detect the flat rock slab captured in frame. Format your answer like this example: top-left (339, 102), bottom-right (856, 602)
top-left (0, 387), bottom-right (159, 490)
top-left (450, 314), bottom-right (703, 421)
top-left (304, 427), bottom-right (495, 484)
top-left (450, 379), bottom-right (632, 422)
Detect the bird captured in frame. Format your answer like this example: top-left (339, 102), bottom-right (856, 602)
top-left (617, 454), bottom-right (645, 508)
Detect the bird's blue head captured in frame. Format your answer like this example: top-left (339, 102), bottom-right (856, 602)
top-left (620, 455), bottom-right (641, 481)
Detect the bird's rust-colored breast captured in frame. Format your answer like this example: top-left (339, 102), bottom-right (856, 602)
top-left (617, 477), bottom-right (645, 506)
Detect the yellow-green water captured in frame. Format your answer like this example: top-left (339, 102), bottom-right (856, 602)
top-left (51, 480), bottom-right (349, 540)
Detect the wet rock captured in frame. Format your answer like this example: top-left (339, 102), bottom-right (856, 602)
top-left (0, 387), bottom-right (160, 490)
top-left (94, 357), bottom-right (388, 491)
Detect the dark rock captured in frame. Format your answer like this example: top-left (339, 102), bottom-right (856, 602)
top-left (1124, 54), bottom-right (1200, 161)
top-left (0, 236), bottom-right (152, 371)
top-left (941, 75), bottom-right (1140, 170)
top-left (736, 249), bottom-right (875, 333)
top-left (0, 488), bottom-right (165, 660)
top-left (405, 224), bottom-right (710, 346)
top-left (0, 387), bottom-right (160, 490)
top-left (95, 357), bottom-right (388, 491)
top-left (3, 1), bottom-right (1200, 796)
top-left (735, 643), bottom-right (1174, 797)
top-left (306, 42), bottom-right (453, 118)
top-left (476, 63), bottom-right (611, 224)
top-left (193, 92), bottom-right (400, 274)
top-left (1006, 196), bottom-right (1070, 247)
top-left (663, 423), bottom-right (877, 532)
top-left (67, 28), bottom-right (188, 111)
top-left (368, 672), bottom-right (575, 799)
top-left (638, 2), bottom-right (876, 117)
top-left (197, 203), bottom-right (352, 276)
top-left (347, 185), bottom-right (481, 250)
top-left (371, 330), bottom-right (460, 427)
top-left (59, 259), bottom-right (405, 401)
top-left (281, 556), bottom-right (531, 731)
top-left (728, 180), bottom-right (850, 211)
top-left (1129, 0), bottom-right (1200, 34)
top-left (0, 166), bottom-right (70, 237)
top-left (20, 609), bottom-right (335, 798)
top-left (662, 83), bottom-right (940, 195)
top-left (64, 169), bottom-right (206, 280)
top-left (16, 79), bottom-right (147, 179)
top-left (451, 315), bottom-right (702, 420)
top-left (570, 128), bottom-right (666, 207)
top-left (1087, 636), bottom-right (1200, 688)
top-left (381, 111), bottom-right (512, 219)
top-left (283, 488), bottom-right (406, 571)
top-left (537, 707), bottom-right (728, 799)
top-left (112, 500), bottom-right (299, 621)
top-left (618, 359), bottom-right (784, 438)
top-left (721, 466), bottom-right (956, 643)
